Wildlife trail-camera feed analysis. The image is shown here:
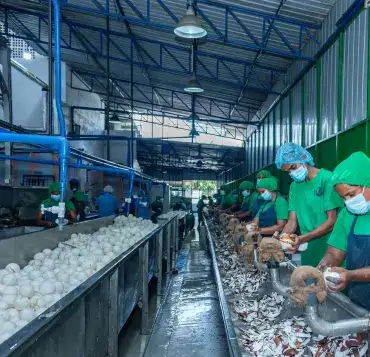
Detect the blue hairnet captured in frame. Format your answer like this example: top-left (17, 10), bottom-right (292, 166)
top-left (275, 142), bottom-right (315, 169)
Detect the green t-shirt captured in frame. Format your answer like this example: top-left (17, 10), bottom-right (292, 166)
top-left (328, 208), bottom-right (370, 252)
top-left (72, 190), bottom-right (88, 202)
top-left (241, 192), bottom-right (260, 212)
top-left (256, 194), bottom-right (289, 220)
top-left (221, 193), bottom-right (237, 208)
top-left (288, 169), bottom-right (343, 267)
top-left (41, 198), bottom-right (75, 212)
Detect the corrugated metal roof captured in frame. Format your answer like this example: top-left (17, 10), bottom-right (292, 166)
top-left (0, 0), bottom-right (340, 134)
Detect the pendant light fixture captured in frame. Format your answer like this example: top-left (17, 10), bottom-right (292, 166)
top-left (184, 43), bottom-right (204, 93)
top-left (174, 2), bottom-right (207, 39)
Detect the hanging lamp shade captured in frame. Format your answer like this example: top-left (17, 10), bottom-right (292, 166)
top-left (184, 73), bottom-right (204, 93)
top-left (174, 7), bottom-right (207, 39)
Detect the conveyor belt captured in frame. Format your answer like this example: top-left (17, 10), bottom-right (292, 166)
top-left (143, 229), bottom-right (230, 357)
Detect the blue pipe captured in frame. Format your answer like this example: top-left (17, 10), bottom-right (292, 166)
top-left (67, 135), bottom-right (193, 141)
top-left (0, 134), bottom-right (69, 200)
top-left (126, 171), bottom-right (135, 215)
top-left (0, 153), bottom-right (132, 176)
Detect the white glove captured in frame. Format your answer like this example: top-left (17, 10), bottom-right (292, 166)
top-left (125, 198), bottom-right (132, 204)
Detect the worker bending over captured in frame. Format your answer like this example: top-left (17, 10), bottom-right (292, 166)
top-left (319, 152), bottom-right (370, 310)
top-left (134, 189), bottom-right (151, 219)
top-left (219, 185), bottom-right (238, 211)
top-left (252, 177), bottom-right (288, 236)
top-left (234, 180), bottom-right (259, 221)
top-left (197, 195), bottom-right (208, 224)
top-left (69, 178), bottom-right (88, 221)
top-left (96, 185), bottom-right (120, 217)
top-left (276, 142), bottom-right (343, 267)
top-left (37, 182), bottom-right (76, 228)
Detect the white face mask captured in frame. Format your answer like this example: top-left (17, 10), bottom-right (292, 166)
top-left (345, 187), bottom-right (370, 215)
top-left (204, 200), bottom-right (209, 205)
top-left (290, 165), bottom-right (308, 182)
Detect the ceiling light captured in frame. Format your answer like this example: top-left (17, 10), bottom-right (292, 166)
top-left (184, 73), bottom-right (204, 93)
top-left (23, 52), bottom-right (32, 60)
top-left (174, 6), bottom-right (207, 39)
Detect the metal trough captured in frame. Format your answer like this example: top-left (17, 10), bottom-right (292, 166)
top-left (0, 214), bottom-right (180, 357)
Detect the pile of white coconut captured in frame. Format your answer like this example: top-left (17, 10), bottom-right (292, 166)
top-left (0, 215), bottom-right (158, 344)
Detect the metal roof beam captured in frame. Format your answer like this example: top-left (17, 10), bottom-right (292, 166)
top-left (33, 0), bottom-right (320, 60)
top-left (71, 70), bottom-right (260, 116)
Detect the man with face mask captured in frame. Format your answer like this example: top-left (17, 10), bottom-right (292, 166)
top-left (252, 177), bottom-right (288, 235)
top-left (36, 182), bottom-right (77, 228)
top-left (69, 178), bottom-right (88, 221)
top-left (318, 152), bottom-right (370, 310)
top-left (234, 180), bottom-right (259, 221)
top-left (276, 142), bottom-right (343, 266)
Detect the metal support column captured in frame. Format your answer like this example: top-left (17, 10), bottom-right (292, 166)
top-left (165, 224), bottom-right (171, 285)
top-left (0, 36), bottom-right (12, 185)
top-left (139, 242), bottom-right (149, 335)
top-left (108, 270), bottom-right (119, 357)
top-left (48, 0), bottom-right (54, 135)
top-left (130, 58), bottom-right (134, 167)
top-left (106, 12), bottom-right (111, 160)
top-left (155, 231), bottom-right (163, 296)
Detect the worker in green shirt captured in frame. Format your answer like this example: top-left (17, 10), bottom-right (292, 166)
top-left (36, 182), bottom-right (77, 228)
top-left (219, 185), bottom-right (233, 209)
top-left (234, 180), bottom-right (259, 221)
top-left (69, 178), bottom-right (88, 221)
top-left (276, 142), bottom-right (343, 267)
top-left (251, 170), bottom-right (273, 219)
top-left (208, 196), bottom-right (214, 206)
top-left (223, 189), bottom-right (240, 213)
top-left (252, 177), bottom-right (288, 236)
top-left (318, 152), bottom-right (370, 310)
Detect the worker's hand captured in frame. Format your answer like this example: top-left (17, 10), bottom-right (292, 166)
top-left (46, 221), bottom-right (56, 228)
top-left (326, 267), bottom-right (349, 292)
top-left (285, 234), bottom-right (299, 254)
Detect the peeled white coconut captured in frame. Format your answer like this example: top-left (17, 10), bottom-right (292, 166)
top-left (39, 281), bottom-right (56, 295)
top-left (2, 321), bottom-right (16, 333)
top-left (43, 258), bottom-right (55, 270)
top-left (22, 265), bottom-right (34, 273)
top-left (14, 298), bottom-right (30, 311)
top-left (20, 308), bottom-right (34, 322)
top-left (54, 282), bottom-right (64, 294)
top-left (0, 310), bottom-right (10, 321)
top-left (57, 272), bottom-right (69, 282)
top-left (2, 273), bottom-right (17, 286)
top-left (29, 270), bottom-right (42, 280)
top-left (323, 268), bottom-right (341, 287)
top-left (0, 269), bottom-right (9, 281)
top-left (34, 252), bottom-right (45, 261)
top-left (43, 249), bottom-right (52, 256)
top-left (2, 295), bottom-right (16, 308)
top-left (5, 263), bottom-right (21, 273)
top-left (3, 286), bottom-right (18, 295)
top-left (39, 266), bottom-right (49, 273)
top-left (19, 284), bottom-right (34, 298)
top-left (0, 301), bottom-right (8, 310)
top-left (34, 260), bottom-right (42, 267)
top-left (7, 309), bottom-right (20, 320)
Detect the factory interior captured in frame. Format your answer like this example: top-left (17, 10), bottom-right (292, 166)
top-left (0, 0), bottom-right (370, 356)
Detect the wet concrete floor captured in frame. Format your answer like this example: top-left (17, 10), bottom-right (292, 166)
top-left (143, 224), bottom-right (229, 357)
top-left (119, 221), bottom-right (230, 357)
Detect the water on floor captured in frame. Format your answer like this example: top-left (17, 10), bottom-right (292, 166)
top-left (143, 225), bottom-right (229, 357)
top-left (119, 221), bottom-right (230, 357)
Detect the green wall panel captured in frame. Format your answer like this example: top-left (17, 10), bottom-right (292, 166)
top-left (316, 136), bottom-right (337, 171)
top-left (338, 122), bottom-right (367, 162)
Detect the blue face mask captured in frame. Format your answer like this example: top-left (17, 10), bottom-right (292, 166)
top-left (345, 188), bottom-right (370, 215)
top-left (242, 190), bottom-right (250, 197)
top-left (289, 165), bottom-right (308, 182)
top-left (51, 194), bottom-right (60, 201)
top-left (261, 191), bottom-right (272, 201)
